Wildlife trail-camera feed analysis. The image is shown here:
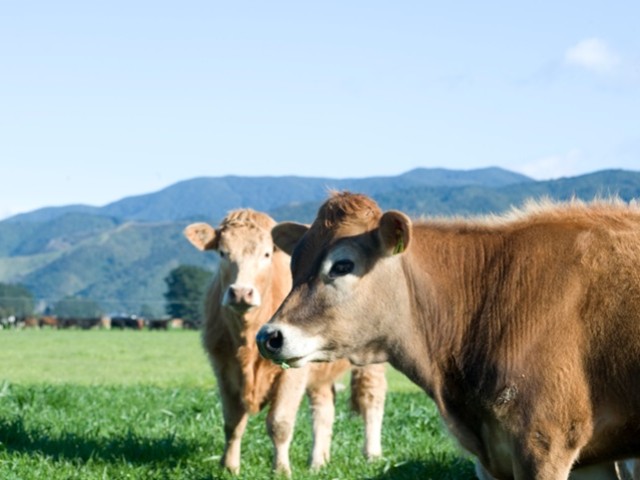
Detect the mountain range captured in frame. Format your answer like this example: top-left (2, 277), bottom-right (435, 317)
top-left (1, 167), bottom-right (638, 316)
top-left (5, 167), bottom-right (529, 224)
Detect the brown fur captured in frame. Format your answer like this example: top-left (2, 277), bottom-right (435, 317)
top-left (260, 192), bottom-right (640, 480)
top-left (185, 208), bottom-right (387, 475)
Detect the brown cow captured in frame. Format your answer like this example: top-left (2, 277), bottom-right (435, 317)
top-left (257, 192), bottom-right (640, 480)
top-left (38, 315), bottom-right (59, 328)
top-left (184, 208), bottom-right (386, 475)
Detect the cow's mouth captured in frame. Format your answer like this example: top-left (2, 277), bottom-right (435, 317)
top-left (226, 302), bottom-right (255, 314)
top-left (271, 353), bottom-right (314, 369)
top-left (257, 343), bottom-right (327, 369)
top-left (275, 356), bottom-right (303, 369)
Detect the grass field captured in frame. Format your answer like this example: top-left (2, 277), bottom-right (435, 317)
top-left (0, 329), bottom-right (475, 479)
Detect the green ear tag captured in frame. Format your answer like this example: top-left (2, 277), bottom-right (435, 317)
top-left (393, 230), bottom-right (405, 255)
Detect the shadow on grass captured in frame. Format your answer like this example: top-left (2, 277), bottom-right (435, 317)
top-left (372, 458), bottom-right (477, 480)
top-left (0, 416), bottom-right (194, 466)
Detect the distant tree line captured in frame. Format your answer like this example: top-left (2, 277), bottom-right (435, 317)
top-left (0, 283), bottom-right (34, 318)
top-left (164, 265), bottom-right (211, 325)
top-left (1, 265), bottom-right (211, 325)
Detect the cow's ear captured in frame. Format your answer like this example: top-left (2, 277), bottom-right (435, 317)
top-left (378, 211), bottom-right (411, 256)
top-left (272, 222), bottom-right (309, 255)
top-left (184, 223), bottom-right (218, 251)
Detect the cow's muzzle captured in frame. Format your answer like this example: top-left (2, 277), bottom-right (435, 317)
top-left (257, 323), bottom-right (326, 367)
top-left (224, 284), bottom-right (260, 312)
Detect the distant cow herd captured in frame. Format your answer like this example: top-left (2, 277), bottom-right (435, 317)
top-left (0, 314), bottom-right (191, 330)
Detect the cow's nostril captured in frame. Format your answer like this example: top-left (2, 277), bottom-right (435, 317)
top-left (265, 330), bottom-right (283, 353)
top-left (228, 287), bottom-right (238, 301)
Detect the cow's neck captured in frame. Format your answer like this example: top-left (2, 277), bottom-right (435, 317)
top-left (383, 250), bottom-right (441, 397)
top-left (227, 308), bottom-right (272, 349)
top-left (389, 225), bottom-right (503, 444)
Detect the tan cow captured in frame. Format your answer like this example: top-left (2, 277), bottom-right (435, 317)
top-left (184, 208), bottom-right (386, 476)
top-left (257, 192), bottom-right (640, 480)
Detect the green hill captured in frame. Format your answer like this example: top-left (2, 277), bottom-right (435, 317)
top-left (1, 167), bottom-right (638, 314)
top-left (0, 218), bottom-right (218, 316)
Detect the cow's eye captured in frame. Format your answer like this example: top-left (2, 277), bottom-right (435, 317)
top-left (329, 259), bottom-right (354, 278)
top-left (264, 251), bottom-right (271, 259)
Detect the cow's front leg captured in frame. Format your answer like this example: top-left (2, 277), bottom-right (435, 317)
top-left (307, 382), bottom-right (336, 469)
top-left (267, 367), bottom-right (309, 476)
top-left (218, 385), bottom-right (249, 474)
top-left (510, 432), bottom-right (582, 480)
top-left (350, 363), bottom-right (387, 459)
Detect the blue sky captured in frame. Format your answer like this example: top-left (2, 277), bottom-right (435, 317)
top-left (1, 1), bottom-right (639, 218)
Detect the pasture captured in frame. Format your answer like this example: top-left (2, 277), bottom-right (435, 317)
top-left (0, 329), bottom-right (475, 479)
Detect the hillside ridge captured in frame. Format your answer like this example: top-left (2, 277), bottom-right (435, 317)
top-left (1, 167), bottom-right (638, 315)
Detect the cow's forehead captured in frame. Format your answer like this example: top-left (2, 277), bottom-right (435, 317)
top-left (315, 192), bottom-right (382, 231)
top-left (218, 221), bottom-right (272, 254)
top-left (289, 192), bottom-right (383, 281)
top-left (221, 208), bottom-right (276, 230)
top-left (215, 209), bottom-right (276, 252)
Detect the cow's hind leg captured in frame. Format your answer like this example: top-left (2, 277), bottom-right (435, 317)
top-left (218, 385), bottom-right (249, 474)
top-left (267, 367), bottom-right (309, 476)
top-left (307, 382), bottom-right (336, 469)
top-left (350, 363), bottom-right (387, 459)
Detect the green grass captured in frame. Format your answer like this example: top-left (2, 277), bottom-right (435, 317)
top-left (0, 329), bottom-right (475, 479)
top-left (0, 329), bottom-right (212, 387)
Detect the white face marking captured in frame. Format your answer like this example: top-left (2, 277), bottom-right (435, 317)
top-left (261, 323), bottom-right (328, 367)
top-left (319, 244), bottom-right (365, 290)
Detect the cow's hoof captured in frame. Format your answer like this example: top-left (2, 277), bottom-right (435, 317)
top-left (273, 463), bottom-right (292, 477)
